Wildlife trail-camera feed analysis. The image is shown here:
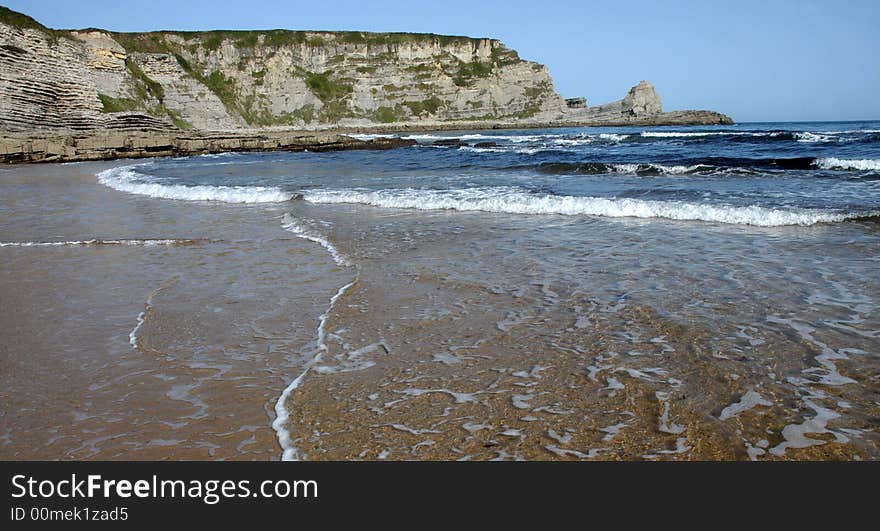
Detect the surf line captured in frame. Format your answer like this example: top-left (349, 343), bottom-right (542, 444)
top-left (129, 277), bottom-right (179, 350)
top-left (273, 214), bottom-right (357, 461)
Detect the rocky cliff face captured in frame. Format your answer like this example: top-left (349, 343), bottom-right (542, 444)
top-left (0, 7), bottom-right (565, 132)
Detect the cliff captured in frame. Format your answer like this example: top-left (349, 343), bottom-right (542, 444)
top-left (0, 6), bottom-right (568, 133)
top-left (0, 5), bottom-right (732, 146)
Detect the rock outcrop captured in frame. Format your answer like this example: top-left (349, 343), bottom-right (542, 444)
top-left (562, 80), bottom-right (732, 125)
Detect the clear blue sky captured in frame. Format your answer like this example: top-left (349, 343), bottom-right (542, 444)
top-left (6, 0), bottom-right (880, 122)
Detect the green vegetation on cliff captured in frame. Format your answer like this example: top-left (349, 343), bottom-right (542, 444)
top-left (0, 6), bottom-right (47, 31)
top-left (0, 5), bottom-right (70, 43)
top-left (98, 94), bottom-right (140, 113)
top-left (404, 96), bottom-right (444, 117)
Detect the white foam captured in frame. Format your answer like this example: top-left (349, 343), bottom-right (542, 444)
top-left (603, 377), bottom-right (625, 392)
top-left (348, 133), bottom-right (395, 140)
top-left (718, 390), bottom-right (772, 421)
top-left (643, 438), bottom-right (691, 458)
top-left (462, 422), bottom-right (492, 434)
top-left (281, 214), bottom-right (350, 267)
top-left (641, 131), bottom-right (740, 138)
top-left (458, 145), bottom-right (507, 153)
top-left (769, 398), bottom-right (849, 456)
top-left (511, 394), bottom-right (533, 409)
top-left (314, 342), bottom-right (387, 374)
top-left (657, 392), bottom-right (686, 435)
top-left (400, 388), bottom-right (479, 403)
top-left (547, 429), bottom-right (572, 445)
top-left (380, 423), bottom-right (442, 435)
top-left (97, 165), bottom-right (293, 203)
top-left (767, 316), bottom-right (857, 386)
top-left (545, 445), bottom-right (598, 459)
top-left (272, 279), bottom-right (357, 461)
top-left (0, 239), bottom-right (193, 248)
top-left (129, 312), bottom-right (146, 348)
top-left (794, 132), bottom-right (835, 143)
top-left (814, 158), bottom-right (880, 171)
top-left (600, 422), bottom-right (628, 442)
top-left (303, 187), bottom-right (870, 227)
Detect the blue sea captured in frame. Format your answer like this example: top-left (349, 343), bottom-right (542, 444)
top-left (99, 121), bottom-right (880, 226)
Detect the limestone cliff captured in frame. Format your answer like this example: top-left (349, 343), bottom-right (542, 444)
top-left (0, 6), bottom-right (565, 132)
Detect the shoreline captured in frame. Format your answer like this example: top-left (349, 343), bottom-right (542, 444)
top-left (1, 111), bottom-right (732, 164)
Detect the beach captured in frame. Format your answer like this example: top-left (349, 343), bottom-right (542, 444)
top-left (1, 123), bottom-right (879, 460)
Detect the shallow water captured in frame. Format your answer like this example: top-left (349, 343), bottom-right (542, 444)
top-left (1, 122), bottom-right (878, 460)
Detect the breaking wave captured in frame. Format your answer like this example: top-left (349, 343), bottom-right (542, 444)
top-left (528, 156), bottom-right (880, 175)
top-left (640, 130), bottom-right (879, 144)
top-left (302, 187), bottom-right (875, 227)
top-left (97, 165), bottom-right (294, 203)
top-left (814, 158), bottom-right (880, 171)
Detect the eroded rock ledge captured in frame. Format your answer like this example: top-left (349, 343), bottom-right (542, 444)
top-left (0, 131), bottom-right (416, 163)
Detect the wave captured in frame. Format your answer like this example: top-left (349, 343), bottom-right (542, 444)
top-left (407, 132), bottom-right (630, 148)
top-left (348, 133), bottom-right (395, 141)
top-left (793, 132), bottom-right (836, 143)
top-left (404, 133), bottom-right (548, 143)
top-left (302, 187), bottom-right (874, 227)
top-left (533, 162), bottom-right (722, 176)
top-left (528, 156), bottom-right (880, 175)
top-left (641, 129), bottom-right (879, 144)
top-left (97, 165), bottom-right (294, 203)
top-left (814, 158), bottom-right (880, 171)
top-left (641, 131), bottom-right (751, 138)
top-left (0, 238), bottom-right (200, 248)
top-left (459, 145), bottom-right (507, 153)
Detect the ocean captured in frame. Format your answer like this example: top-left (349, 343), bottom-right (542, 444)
top-left (1, 121), bottom-right (878, 460)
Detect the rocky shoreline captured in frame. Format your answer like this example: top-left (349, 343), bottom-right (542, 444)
top-left (0, 131), bottom-right (419, 164)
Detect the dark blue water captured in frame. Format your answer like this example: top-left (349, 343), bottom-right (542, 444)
top-left (99, 121), bottom-right (880, 227)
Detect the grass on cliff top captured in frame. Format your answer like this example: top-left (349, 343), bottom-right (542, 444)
top-left (108, 26), bottom-right (489, 53)
top-left (112, 32), bottom-right (173, 54)
top-left (0, 6), bottom-right (73, 43)
top-left (0, 6), bottom-right (47, 31)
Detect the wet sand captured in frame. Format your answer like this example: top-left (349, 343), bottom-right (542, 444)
top-left (0, 162), bottom-right (348, 459)
top-left (279, 203), bottom-right (880, 460)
